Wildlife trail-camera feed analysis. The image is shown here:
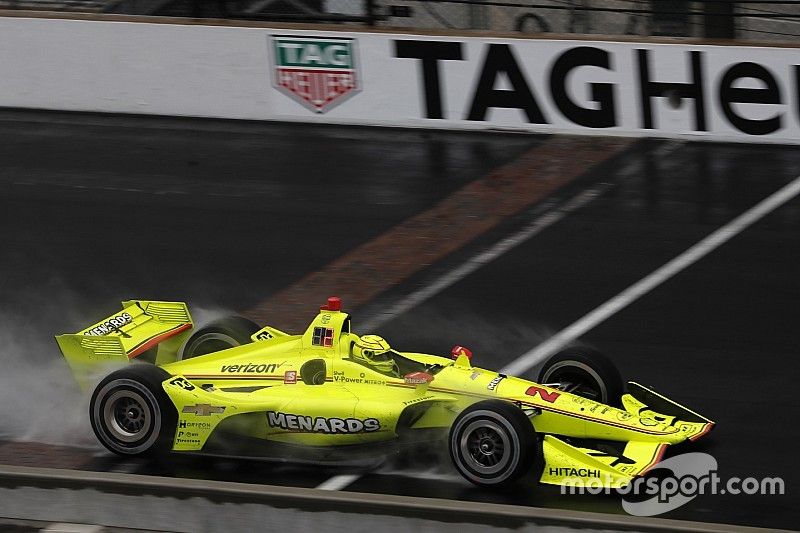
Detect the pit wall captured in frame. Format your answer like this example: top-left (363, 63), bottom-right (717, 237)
top-left (2, 14), bottom-right (800, 143)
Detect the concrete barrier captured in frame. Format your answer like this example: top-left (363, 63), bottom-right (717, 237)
top-left (0, 465), bottom-right (790, 533)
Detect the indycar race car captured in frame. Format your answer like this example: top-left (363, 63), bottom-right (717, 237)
top-left (56, 297), bottom-right (714, 489)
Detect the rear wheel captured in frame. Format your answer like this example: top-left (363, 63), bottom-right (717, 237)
top-left (180, 316), bottom-right (260, 360)
top-left (90, 365), bottom-right (176, 456)
top-left (449, 400), bottom-right (536, 488)
top-left (538, 347), bottom-right (623, 405)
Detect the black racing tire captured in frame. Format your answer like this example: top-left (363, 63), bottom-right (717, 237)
top-left (449, 400), bottom-right (537, 488)
top-left (90, 365), bottom-right (177, 457)
top-left (180, 316), bottom-right (260, 360)
top-left (538, 347), bottom-right (623, 406)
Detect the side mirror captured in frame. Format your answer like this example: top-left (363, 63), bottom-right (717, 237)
top-left (451, 345), bottom-right (473, 360)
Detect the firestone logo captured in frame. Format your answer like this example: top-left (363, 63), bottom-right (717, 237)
top-left (271, 36), bottom-right (361, 114)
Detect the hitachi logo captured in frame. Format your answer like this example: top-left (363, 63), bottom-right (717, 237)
top-left (220, 362), bottom-right (283, 374)
top-left (549, 467), bottom-right (601, 478)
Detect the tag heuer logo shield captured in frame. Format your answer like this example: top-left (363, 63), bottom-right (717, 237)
top-left (271, 36), bottom-right (361, 113)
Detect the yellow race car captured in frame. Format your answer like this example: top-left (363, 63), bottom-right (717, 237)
top-left (56, 297), bottom-right (714, 489)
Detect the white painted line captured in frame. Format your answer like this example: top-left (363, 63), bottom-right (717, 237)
top-left (316, 474), bottom-right (362, 491)
top-left (502, 172), bottom-right (800, 376)
top-left (42, 523), bottom-right (104, 533)
top-left (373, 470), bottom-right (462, 483)
top-left (361, 185), bottom-right (611, 332)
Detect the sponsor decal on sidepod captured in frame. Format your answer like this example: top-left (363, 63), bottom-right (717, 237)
top-left (267, 411), bottom-right (380, 434)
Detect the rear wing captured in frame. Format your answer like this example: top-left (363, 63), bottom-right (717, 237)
top-left (56, 300), bottom-right (193, 388)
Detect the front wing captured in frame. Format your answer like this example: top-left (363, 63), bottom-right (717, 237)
top-left (539, 382), bottom-right (714, 488)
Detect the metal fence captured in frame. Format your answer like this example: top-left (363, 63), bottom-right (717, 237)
top-left (341, 0), bottom-right (800, 41)
top-left (370, 0), bottom-right (800, 40)
top-left (3, 0), bottom-right (800, 41)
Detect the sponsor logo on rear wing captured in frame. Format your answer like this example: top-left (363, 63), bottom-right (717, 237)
top-left (83, 312), bottom-right (133, 336)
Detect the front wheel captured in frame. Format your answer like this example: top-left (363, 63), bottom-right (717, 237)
top-left (449, 400), bottom-right (536, 488)
top-left (90, 365), bottom-right (176, 456)
top-left (538, 347), bottom-right (623, 406)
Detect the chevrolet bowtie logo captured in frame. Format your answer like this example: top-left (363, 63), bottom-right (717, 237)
top-left (182, 404), bottom-right (226, 416)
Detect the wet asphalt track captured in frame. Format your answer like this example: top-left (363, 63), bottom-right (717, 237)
top-left (0, 111), bottom-right (798, 530)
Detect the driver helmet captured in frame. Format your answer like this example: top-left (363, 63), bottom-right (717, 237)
top-left (352, 334), bottom-right (395, 374)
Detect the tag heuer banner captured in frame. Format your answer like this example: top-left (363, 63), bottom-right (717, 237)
top-left (4, 16), bottom-right (800, 142)
top-left (271, 36), bottom-right (361, 114)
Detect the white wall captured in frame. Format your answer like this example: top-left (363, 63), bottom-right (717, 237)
top-left (1, 16), bottom-right (799, 143)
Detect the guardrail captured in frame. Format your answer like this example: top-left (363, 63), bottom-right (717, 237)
top-left (0, 464), bottom-right (790, 533)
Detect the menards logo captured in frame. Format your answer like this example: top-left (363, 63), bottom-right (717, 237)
top-left (271, 36), bottom-right (361, 113)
